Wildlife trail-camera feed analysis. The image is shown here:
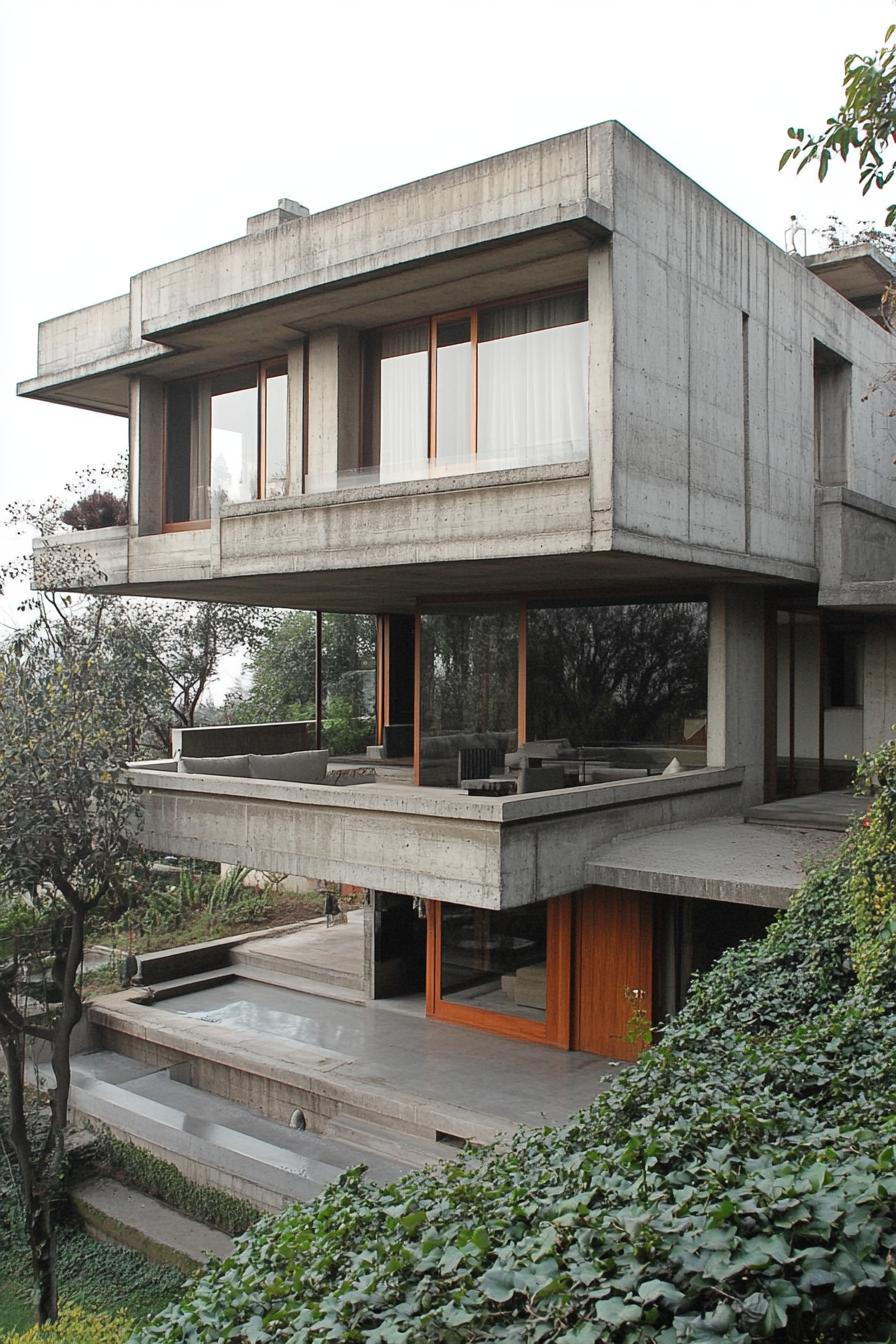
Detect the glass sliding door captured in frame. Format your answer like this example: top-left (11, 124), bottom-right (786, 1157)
top-left (775, 610), bottom-right (864, 797)
top-left (427, 896), bottom-right (571, 1046)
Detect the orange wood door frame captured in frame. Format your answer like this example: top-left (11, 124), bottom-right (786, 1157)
top-left (424, 896), bottom-right (572, 1048)
top-left (573, 886), bottom-right (653, 1061)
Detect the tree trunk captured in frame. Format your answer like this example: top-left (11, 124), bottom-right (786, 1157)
top-left (0, 904), bottom-right (85, 1325)
top-left (28, 1193), bottom-right (57, 1324)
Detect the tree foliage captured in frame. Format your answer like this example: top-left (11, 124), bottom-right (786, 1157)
top-left (0, 611), bottom-right (158, 1324)
top-left (781, 26), bottom-right (896, 224)
top-left (135, 743), bottom-right (896, 1342)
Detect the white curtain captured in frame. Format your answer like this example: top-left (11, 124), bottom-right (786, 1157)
top-left (477, 295), bottom-right (588, 469)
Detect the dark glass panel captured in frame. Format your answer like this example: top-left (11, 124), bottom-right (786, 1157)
top-left (526, 602), bottom-right (708, 771)
top-left (165, 382), bottom-right (194, 524)
top-left (419, 606), bottom-right (518, 786)
top-left (440, 901), bottom-right (547, 1023)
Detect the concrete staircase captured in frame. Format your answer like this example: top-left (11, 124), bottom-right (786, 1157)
top-left (69, 1050), bottom-right (418, 1214)
top-left (230, 917), bottom-right (366, 995)
top-left (72, 1176), bottom-right (234, 1273)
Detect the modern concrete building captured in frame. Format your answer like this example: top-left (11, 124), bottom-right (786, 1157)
top-left (19, 121), bottom-right (896, 1074)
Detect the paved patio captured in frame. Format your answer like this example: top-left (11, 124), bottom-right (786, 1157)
top-left (151, 977), bottom-right (621, 1130)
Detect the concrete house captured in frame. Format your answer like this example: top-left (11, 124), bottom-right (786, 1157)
top-left (18, 122), bottom-right (896, 1122)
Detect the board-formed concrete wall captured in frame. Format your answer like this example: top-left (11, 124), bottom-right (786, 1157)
top-left (609, 126), bottom-right (896, 582)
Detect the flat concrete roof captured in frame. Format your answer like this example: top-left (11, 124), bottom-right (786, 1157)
top-left (586, 817), bottom-right (842, 908)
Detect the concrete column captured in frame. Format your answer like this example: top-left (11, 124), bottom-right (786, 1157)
top-left (707, 585), bottom-right (766, 807)
top-left (587, 241), bottom-right (613, 537)
top-left (306, 328), bottom-right (361, 491)
top-left (286, 340), bottom-right (306, 497)
top-left (134, 376), bottom-right (165, 536)
top-left (863, 618), bottom-right (896, 754)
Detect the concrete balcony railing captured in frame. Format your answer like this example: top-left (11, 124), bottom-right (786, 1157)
top-left (128, 761), bottom-right (745, 910)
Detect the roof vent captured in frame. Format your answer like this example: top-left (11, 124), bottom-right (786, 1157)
top-left (246, 198), bottom-right (310, 235)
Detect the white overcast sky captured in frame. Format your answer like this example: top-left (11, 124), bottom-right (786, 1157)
top-left (1, 0), bottom-right (895, 636)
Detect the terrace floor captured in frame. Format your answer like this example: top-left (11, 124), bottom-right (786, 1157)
top-left (151, 976), bottom-right (620, 1130)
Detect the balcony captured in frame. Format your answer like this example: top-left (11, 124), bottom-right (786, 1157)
top-left (128, 760), bottom-right (744, 910)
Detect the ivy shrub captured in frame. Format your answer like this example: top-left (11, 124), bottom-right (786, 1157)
top-left (132, 743), bottom-right (896, 1342)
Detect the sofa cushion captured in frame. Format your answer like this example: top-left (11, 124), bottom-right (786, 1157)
top-left (178, 754), bottom-right (250, 777)
top-left (248, 750), bottom-right (329, 783)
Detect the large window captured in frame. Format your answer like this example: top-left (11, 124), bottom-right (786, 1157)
top-left (359, 290), bottom-right (588, 486)
top-left (418, 606), bottom-right (519, 786)
top-left (165, 360), bottom-right (289, 526)
top-left (526, 601), bottom-right (709, 768)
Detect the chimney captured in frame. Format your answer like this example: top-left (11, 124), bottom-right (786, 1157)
top-left (246, 198), bottom-right (310, 235)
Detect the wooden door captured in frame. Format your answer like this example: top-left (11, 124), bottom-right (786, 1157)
top-left (573, 886), bottom-right (653, 1060)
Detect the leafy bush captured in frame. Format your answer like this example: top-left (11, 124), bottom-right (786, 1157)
top-left (135, 743), bottom-right (896, 1342)
top-left (59, 492), bottom-right (128, 531)
top-left (322, 694), bottom-right (374, 756)
top-left (3, 1303), bottom-right (133, 1343)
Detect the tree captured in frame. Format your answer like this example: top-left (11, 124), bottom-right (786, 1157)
top-left (235, 610), bottom-right (376, 747)
top-left (781, 25), bottom-right (896, 223)
top-left (0, 610), bottom-right (155, 1323)
top-left (3, 472), bottom-right (282, 755)
top-left (107, 600), bottom-right (281, 753)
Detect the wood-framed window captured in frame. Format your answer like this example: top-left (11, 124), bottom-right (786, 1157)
top-left (163, 358), bottom-right (289, 530)
top-left (425, 896), bottom-right (572, 1047)
top-left (361, 288), bottom-right (588, 484)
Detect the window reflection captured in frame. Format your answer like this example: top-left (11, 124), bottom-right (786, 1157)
top-left (419, 607), bottom-right (518, 786)
top-left (164, 359), bottom-right (295, 526)
top-left (210, 369), bottom-right (258, 505)
top-left (440, 902), bottom-right (547, 1023)
top-left (321, 612), bottom-right (377, 756)
top-left (526, 602), bottom-right (709, 770)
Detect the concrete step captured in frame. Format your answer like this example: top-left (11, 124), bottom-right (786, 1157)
top-left (68, 1052), bottom-right (412, 1214)
top-left (71, 1177), bottom-right (233, 1274)
top-left (230, 942), bottom-right (364, 992)
top-left (747, 791), bottom-right (869, 832)
top-left (232, 962), bottom-right (367, 1005)
top-left (323, 1113), bottom-right (458, 1169)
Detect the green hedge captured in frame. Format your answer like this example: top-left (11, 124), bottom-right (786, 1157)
top-left (133, 740), bottom-right (896, 1342)
top-left (86, 1132), bottom-right (259, 1237)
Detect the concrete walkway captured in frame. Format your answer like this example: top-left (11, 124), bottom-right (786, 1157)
top-left (588, 816), bottom-right (840, 908)
top-left (233, 910), bottom-right (364, 991)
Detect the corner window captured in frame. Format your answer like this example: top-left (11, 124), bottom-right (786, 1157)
top-left (359, 289), bottom-right (588, 486)
top-left (164, 359), bottom-right (289, 527)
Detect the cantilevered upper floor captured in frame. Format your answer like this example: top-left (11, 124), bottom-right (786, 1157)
top-left (19, 121), bottom-right (896, 612)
